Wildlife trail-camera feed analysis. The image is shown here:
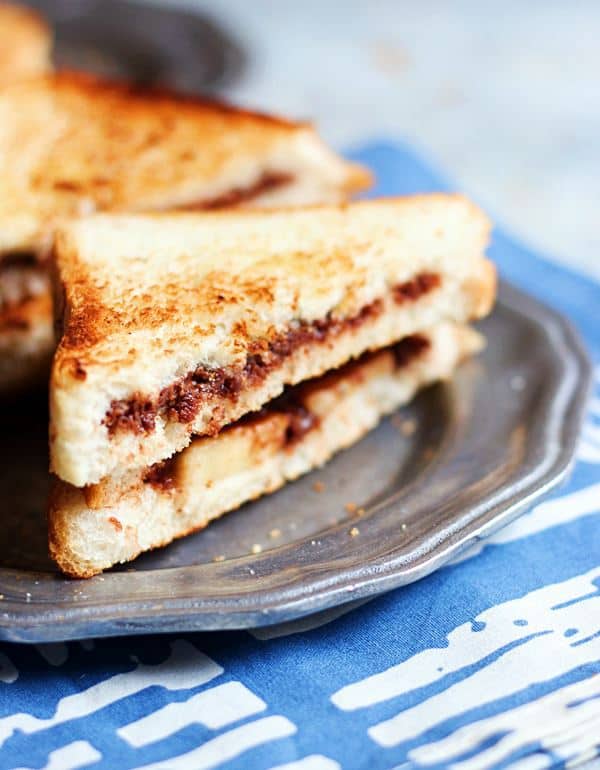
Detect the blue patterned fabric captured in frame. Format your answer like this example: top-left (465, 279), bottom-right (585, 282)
top-left (1, 142), bottom-right (599, 770)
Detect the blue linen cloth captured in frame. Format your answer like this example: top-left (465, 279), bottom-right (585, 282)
top-left (0, 142), bottom-right (599, 770)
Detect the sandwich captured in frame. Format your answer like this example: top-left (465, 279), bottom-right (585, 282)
top-left (50, 195), bottom-right (494, 487)
top-left (48, 195), bottom-right (496, 575)
top-left (0, 71), bottom-right (369, 391)
top-left (50, 322), bottom-right (484, 577)
top-left (0, 4), bottom-right (53, 392)
top-left (0, 3), bottom-right (52, 86)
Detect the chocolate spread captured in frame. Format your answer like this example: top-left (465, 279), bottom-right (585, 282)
top-left (0, 253), bottom-right (38, 269)
top-left (103, 396), bottom-right (156, 436)
top-left (143, 332), bottom-right (432, 491)
top-left (392, 333), bottom-right (430, 367)
top-left (179, 172), bottom-right (293, 211)
top-left (393, 272), bottom-right (440, 304)
top-left (143, 457), bottom-right (177, 491)
top-left (104, 272), bottom-right (441, 437)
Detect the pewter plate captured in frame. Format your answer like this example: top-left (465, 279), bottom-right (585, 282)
top-left (0, 281), bottom-right (591, 643)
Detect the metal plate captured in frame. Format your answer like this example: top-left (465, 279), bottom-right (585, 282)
top-left (0, 281), bottom-right (591, 643)
top-left (26, 0), bottom-right (245, 93)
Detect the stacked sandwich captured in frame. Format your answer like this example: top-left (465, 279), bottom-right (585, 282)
top-left (1, 4), bottom-right (496, 578)
top-left (48, 198), bottom-right (495, 576)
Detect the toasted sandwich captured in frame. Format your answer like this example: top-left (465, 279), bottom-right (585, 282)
top-left (0, 71), bottom-right (370, 391)
top-left (0, 3), bottom-right (52, 86)
top-left (50, 195), bottom-right (495, 489)
top-left (0, 4), bottom-right (53, 391)
top-left (49, 321), bottom-right (484, 577)
top-left (0, 71), bottom-right (369, 258)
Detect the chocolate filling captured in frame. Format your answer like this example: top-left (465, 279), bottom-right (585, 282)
top-left (143, 457), bottom-right (177, 491)
top-left (392, 333), bottom-right (431, 367)
top-left (242, 331), bottom-right (431, 447)
top-left (0, 252), bottom-right (39, 269)
top-left (102, 396), bottom-right (156, 436)
top-left (283, 404), bottom-right (319, 445)
top-left (143, 333), bottom-right (430, 490)
top-left (393, 272), bottom-right (440, 303)
top-left (178, 172), bottom-right (294, 211)
top-left (105, 272), bottom-right (441, 438)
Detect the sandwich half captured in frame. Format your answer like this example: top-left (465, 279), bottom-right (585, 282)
top-left (0, 71), bottom-right (369, 258)
top-left (50, 195), bottom-right (496, 487)
top-left (49, 321), bottom-right (484, 577)
top-left (0, 71), bottom-right (369, 391)
top-left (0, 3), bottom-right (52, 86)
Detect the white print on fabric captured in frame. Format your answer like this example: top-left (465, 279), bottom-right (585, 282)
top-left (331, 569), bottom-right (600, 748)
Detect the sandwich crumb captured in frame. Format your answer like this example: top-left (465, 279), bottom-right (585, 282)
top-left (391, 414), bottom-right (404, 431)
top-left (0, 594), bottom-right (4, 600)
top-left (349, 526), bottom-right (360, 537)
top-left (357, 508), bottom-right (366, 517)
top-left (251, 543), bottom-right (262, 554)
top-left (269, 528), bottom-right (282, 539)
top-left (213, 554), bottom-right (225, 563)
top-left (345, 502), bottom-right (358, 514)
top-left (313, 481), bottom-right (325, 493)
top-left (392, 414), bottom-right (418, 436)
top-left (400, 418), bottom-right (417, 436)
top-left (401, 522), bottom-right (407, 531)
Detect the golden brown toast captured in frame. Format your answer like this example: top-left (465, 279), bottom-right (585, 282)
top-left (0, 68), bottom-right (370, 391)
top-left (50, 195), bottom-right (496, 487)
top-left (0, 71), bottom-right (371, 259)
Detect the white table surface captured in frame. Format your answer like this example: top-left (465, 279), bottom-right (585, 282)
top-left (159, 0), bottom-right (600, 280)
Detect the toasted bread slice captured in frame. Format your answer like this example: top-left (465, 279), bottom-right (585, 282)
top-left (0, 4), bottom-right (52, 86)
top-left (0, 70), bottom-right (368, 391)
top-left (49, 321), bottom-right (484, 578)
top-left (50, 195), bottom-right (495, 487)
top-left (0, 71), bottom-right (370, 259)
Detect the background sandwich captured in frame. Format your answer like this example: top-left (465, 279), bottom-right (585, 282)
top-left (0, 3), bottom-right (53, 392)
top-left (0, 70), bottom-right (369, 392)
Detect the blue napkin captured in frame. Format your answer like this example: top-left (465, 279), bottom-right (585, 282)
top-left (1, 142), bottom-right (598, 770)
